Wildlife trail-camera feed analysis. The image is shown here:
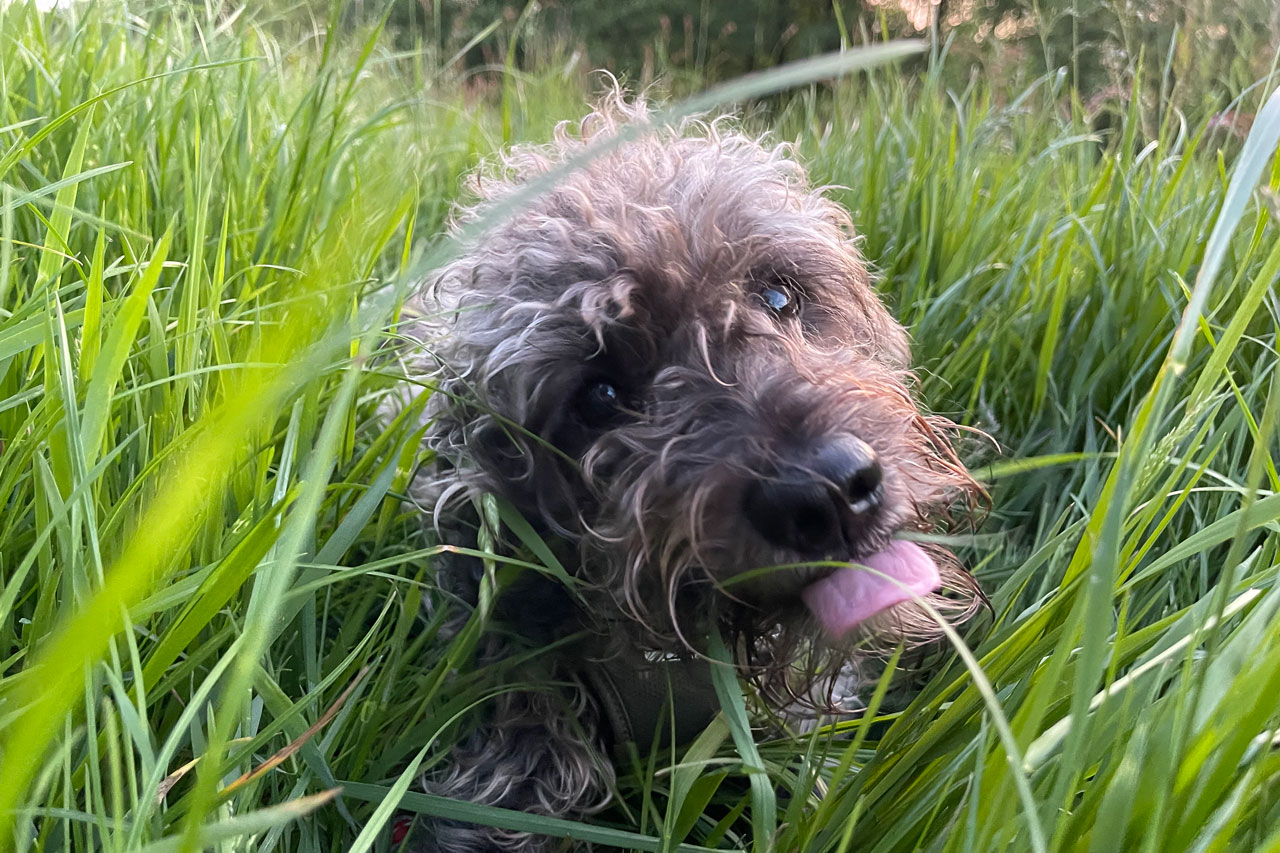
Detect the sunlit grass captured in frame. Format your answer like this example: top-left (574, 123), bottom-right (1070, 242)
top-left (2, 1), bottom-right (1280, 851)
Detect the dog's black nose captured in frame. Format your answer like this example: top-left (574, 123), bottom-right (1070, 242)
top-left (743, 437), bottom-right (882, 555)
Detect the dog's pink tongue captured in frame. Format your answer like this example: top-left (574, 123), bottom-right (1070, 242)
top-left (802, 541), bottom-right (940, 638)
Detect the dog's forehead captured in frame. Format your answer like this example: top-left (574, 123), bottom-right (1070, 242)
top-left (550, 213), bottom-right (874, 360)
top-left (571, 138), bottom-right (837, 256)
top-left (533, 159), bottom-right (854, 309)
top-left (452, 131), bottom-right (911, 368)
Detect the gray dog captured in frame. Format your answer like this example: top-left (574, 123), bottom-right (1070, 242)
top-left (400, 89), bottom-right (981, 852)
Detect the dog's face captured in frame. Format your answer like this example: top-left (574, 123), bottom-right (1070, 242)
top-left (420, 95), bottom-right (979, 657)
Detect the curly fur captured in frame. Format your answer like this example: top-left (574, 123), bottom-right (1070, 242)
top-left (422, 676), bottom-right (613, 853)
top-left (398, 88), bottom-right (982, 852)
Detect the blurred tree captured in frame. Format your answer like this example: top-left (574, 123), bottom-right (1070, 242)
top-left (366, 0), bottom-right (1278, 126)
top-left (942, 0), bottom-right (1279, 111)
top-left (381, 0), bottom-right (920, 80)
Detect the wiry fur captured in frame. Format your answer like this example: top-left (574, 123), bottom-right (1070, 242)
top-left (421, 681), bottom-right (613, 853)
top-left (399, 89), bottom-right (982, 852)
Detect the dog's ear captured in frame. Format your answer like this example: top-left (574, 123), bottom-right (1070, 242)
top-left (866, 296), bottom-right (913, 369)
top-left (419, 373), bottom-right (589, 538)
top-left (837, 246), bottom-right (913, 369)
top-left (802, 194), bottom-right (913, 369)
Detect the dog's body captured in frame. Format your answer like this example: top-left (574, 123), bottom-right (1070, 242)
top-left (401, 91), bottom-right (979, 852)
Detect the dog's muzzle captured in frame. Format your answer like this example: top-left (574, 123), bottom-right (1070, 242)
top-left (738, 436), bottom-right (944, 638)
top-left (742, 435), bottom-right (883, 556)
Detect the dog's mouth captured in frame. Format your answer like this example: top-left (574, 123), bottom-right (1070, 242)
top-left (800, 540), bottom-right (940, 638)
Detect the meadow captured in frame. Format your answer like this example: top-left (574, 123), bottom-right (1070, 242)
top-left (2, 1), bottom-right (1280, 851)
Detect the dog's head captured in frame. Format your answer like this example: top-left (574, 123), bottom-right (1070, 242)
top-left (414, 91), bottom-right (981, 684)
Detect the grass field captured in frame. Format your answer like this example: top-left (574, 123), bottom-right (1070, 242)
top-left (3, 2), bottom-right (1280, 851)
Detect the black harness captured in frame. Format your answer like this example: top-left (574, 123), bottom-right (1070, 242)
top-left (494, 568), bottom-right (722, 753)
top-left (578, 650), bottom-right (722, 753)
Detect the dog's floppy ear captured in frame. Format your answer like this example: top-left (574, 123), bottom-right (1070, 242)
top-left (816, 200), bottom-right (914, 369)
top-left (417, 361), bottom-right (591, 539)
top-left (854, 273), bottom-right (913, 368)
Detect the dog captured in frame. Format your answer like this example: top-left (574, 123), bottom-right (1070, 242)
top-left (398, 89), bottom-right (982, 852)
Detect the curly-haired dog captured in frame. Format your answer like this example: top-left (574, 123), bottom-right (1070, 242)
top-left (401, 91), bottom-right (981, 852)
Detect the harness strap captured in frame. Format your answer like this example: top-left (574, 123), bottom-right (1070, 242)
top-left (580, 653), bottom-right (722, 754)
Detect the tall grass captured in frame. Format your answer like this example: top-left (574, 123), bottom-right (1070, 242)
top-left (2, 2), bottom-right (1280, 851)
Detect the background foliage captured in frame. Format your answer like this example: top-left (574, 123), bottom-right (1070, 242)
top-left (380, 0), bottom-right (1280, 117)
top-left (0, 0), bottom-right (1279, 851)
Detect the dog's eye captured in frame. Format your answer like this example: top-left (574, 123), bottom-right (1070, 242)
top-left (578, 380), bottom-right (625, 427)
top-left (760, 284), bottom-right (799, 317)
